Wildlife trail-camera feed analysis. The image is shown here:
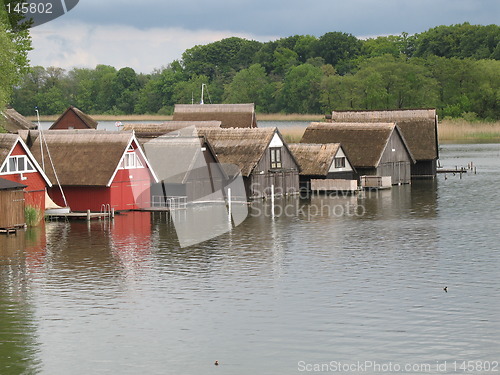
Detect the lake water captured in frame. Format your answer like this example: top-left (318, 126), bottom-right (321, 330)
top-left (1, 143), bottom-right (500, 374)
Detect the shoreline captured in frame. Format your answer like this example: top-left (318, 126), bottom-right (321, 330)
top-left (25, 114), bottom-right (500, 143)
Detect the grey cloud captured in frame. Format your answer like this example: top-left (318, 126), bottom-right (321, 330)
top-left (62, 0), bottom-right (499, 37)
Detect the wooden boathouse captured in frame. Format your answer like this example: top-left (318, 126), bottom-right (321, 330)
top-left (288, 143), bottom-right (357, 191)
top-left (0, 178), bottom-right (27, 231)
top-left (49, 106), bottom-right (98, 130)
top-left (330, 109), bottom-right (439, 178)
top-left (140, 129), bottom-right (228, 204)
top-left (198, 127), bottom-right (300, 199)
top-left (173, 104), bottom-right (257, 128)
top-left (29, 130), bottom-right (158, 212)
top-left (300, 122), bottom-right (415, 185)
top-left (0, 134), bottom-right (52, 214)
top-left (0, 106), bottom-right (37, 133)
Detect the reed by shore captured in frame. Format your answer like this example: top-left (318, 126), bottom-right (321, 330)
top-left (438, 119), bottom-right (500, 143)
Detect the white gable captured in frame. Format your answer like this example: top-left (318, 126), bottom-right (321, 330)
top-left (0, 136), bottom-right (52, 187)
top-left (269, 132), bottom-right (283, 148)
top-left (328, 146), bottom-right (353, 173)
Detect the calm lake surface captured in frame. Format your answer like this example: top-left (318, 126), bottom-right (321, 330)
top-left (1, 143), bottom-right (500, 374)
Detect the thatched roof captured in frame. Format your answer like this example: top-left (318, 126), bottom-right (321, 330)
top-left (0, 107), bottom-right (37, 133)
top-left (173, 104), bottom-right (257, 128)
top-left (123, 121), bottom-right (221, 139)
top-left (0, 134), bottom-right (18, 164)
top-left (289, 143), bottom-right (341, 176)
top-left (331, 109), bottom-right (438, 160)
top-left (196, 128), bottom-right (277, 177)
top-left (30, 130), bottom-right (136, 186)
top-left (50, 106), bottom-right (98, 130)
top-left (300, 122), bottom-right (414, 168)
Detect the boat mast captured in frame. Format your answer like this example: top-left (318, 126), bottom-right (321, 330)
top-left (35, 107), bottom-right (69, 208)
top-left (35, 107), bottom-right (44, 171)
top-left (200, 83), bottom-right (206, 105)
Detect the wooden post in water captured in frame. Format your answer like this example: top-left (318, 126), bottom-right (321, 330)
top-left (271, 185), bottom-right (275, 218)
top-left (227, 188), bottom-right (232, 220)
top-left (87, 209), bottom-right (91, 221)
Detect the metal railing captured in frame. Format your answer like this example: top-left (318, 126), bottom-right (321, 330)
top-left (152, 196), bottom-right (187, 209)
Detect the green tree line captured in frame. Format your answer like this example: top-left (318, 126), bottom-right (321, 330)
top-left (10, 23), bottom-right (500, 120)
top-left (1, 0), bottom-right (31, 116)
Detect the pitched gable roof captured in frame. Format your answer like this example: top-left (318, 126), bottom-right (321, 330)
top-left (289, 143), bottom-right (344, 176)
top-left (300, 122), bottom-right (414, 168)
top-left (49, 106), bottom-right (98, 130)
top-left (196, 127), bottom-right (277, 177)
top-left (0, 107), bottom-right (36, 133)
top-left (29, 130), bottom-right (150, 186)
top-left (173, 104), bottom-right (257, 128)
top-left (331, 109), bottom-right (438, 160)
top-left (0, 133), bottom-right (52, 186)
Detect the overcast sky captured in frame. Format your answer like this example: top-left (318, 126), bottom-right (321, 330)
top-left (28, 0), bottom-right (499, 73)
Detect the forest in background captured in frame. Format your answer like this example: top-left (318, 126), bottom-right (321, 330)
top-left (10, 23), bottom-right (500, 120)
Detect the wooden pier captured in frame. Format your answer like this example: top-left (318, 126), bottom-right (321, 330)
top-left (45, 210), bottom-right (113, 221)
top-left (436, 167), bottom-right (467, 174)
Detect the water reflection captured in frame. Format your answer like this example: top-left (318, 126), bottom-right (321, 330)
top-left (109, 212), bottom-right (153, 278)
top-left (0, 231), bottom-right (42, 374)
top-left (2, 144), bottom-right (500, 374)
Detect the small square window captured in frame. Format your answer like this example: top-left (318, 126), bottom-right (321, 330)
top-left (334, 157), bottom-right (345, 168)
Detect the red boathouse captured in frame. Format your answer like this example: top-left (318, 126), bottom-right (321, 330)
top-left (30, 130), bottom-right (158, 212)
top-left (49, 106), bottom-right (98, 130)
top-left (0, 134), bottom-right (52, 213)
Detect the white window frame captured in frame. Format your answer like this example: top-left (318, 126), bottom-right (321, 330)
top-left (270, 147), bottom-right (282, 169)
top-left (120, 149), bottom-right (144, 170)
top-left (0, 155), bottom-right (36, 174)
top-left (334, 157), bottom-right (346, 169)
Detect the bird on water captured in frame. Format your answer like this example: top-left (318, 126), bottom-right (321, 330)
top-left (444, 286), bottom-right (448, 293)
top-left (214, 360), bottom-right (219, 366)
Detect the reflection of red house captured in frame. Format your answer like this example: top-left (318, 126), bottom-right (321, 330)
top-left (111, 212), bottom-right (152, 263)
top-left (0, 134), bottom-right (52, 213)
top-left (106, 212), bottom-right (153, 276)
top-left (24, 224), bottom-right (47, 270)
top-left (30, 130), bottom-right (158, 212)
top-left (49, 106), bottom-right (98, 130)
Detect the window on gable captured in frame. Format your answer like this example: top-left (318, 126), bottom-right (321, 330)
top-left (334, 157), bottom-right (346, 168)
top-left (1, 155), bottom-right (36, 174)
top-left (121, 150), bottom-right (144, 169)
top-left (270, 147), bottom-right (282, 169)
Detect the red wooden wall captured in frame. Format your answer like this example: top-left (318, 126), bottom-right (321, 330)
top-left (47, 167), bottom-right (153, 212)
top-left (50, 110), bottom-right (90, 130)
top-left (2, 143), bottom-right (47, 213)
